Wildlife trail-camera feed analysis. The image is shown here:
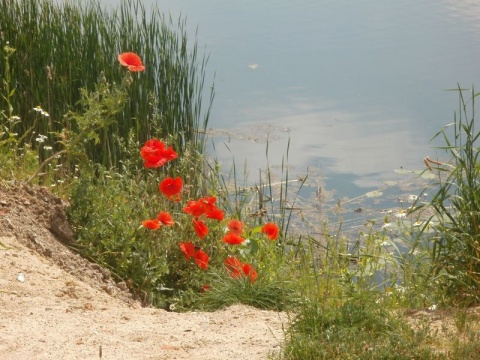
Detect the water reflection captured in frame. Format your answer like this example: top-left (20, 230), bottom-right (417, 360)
top-left (209, 96), bottom-right (431, 190)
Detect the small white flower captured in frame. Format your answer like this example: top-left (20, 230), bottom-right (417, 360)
top-left (33, 106), bottom-right (49, 116)
top-left (35, 134), bottom-right (47, 143)
top-left (395, 211), bottom-right (407, 219)
top-left (427, 304), bottom-right (437, 311)
top-left (407, 195), bottom-right (419, 202)
top-left (43, 146), bottom-right (52, 151)
top-left (381, 223), bottom-right (392, 230)
top-left (408, 248), bottom-right (420, 255)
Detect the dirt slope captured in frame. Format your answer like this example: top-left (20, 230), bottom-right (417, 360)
top-left (0, 183), bottom-right (286, 360)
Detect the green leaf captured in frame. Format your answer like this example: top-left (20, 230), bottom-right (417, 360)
top-left (251, 225), bottom-right (262, 235)
top-left (249, 238), bottom-right (260, 255)
top-left (421, 172), bottom-right (436, 179)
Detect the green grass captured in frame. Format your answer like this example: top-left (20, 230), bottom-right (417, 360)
top-left (280, 299), bottom-right (438, 360)
top-left (0, 0), bottom-right (212, 173)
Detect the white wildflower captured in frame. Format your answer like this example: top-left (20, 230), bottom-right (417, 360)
top-left (408, 248), bottom-right (420, 256)
top-left (381, 223), bottom-right (392, 230)
top-left (33, 106), bottom-right (49, 116)
top-left (35, 134), bottom-right (47, 143)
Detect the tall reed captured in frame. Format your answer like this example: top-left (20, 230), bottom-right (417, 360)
top-left (0, 0), bottom-right (213, 170)
top-left (421, 87), bottom-right (480, 305)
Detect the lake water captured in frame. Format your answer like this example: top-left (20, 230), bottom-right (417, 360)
top-left (101, 0), bottom-right (480, 221)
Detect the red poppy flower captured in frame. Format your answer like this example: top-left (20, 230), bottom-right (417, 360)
top-left (222, 232), bottom-right (245, 245)
top-left (157, 211), bottom-right (175, 226)
top-left (183, 196), bottom-right (223, 220)
top-left (183, 199), bottom-right (205, 217)
top-left (159, 177), bottom-right (183, 201)
top-left (142, 219), bottom-right (160, 230)
top-left (225, 257), bottom-right (258, 283)
top-left (179, 242), bottom-right (195, 260)
top-left (194, 249), bottom-right (209, 270)
top-left (225, 257), bottom-right (243, 278)
top-left (201, 284), bottom-right (211, 292)
top-left (118, 52), bottom-right (145, 72)
top-left (193, 219), bottom-right (209, 239)
top-left (205, 207), bottom-right (224, 221)
top-left (242, 263), bottom-right (258, 284)
top-left (227, 219), bottom-right (244, 235)
top-left (140, 139), bottom-right (178, 168)
top-left (202, 196), bottom-right (218, 206)
top-left (261, 222), bottom-right (279, 240)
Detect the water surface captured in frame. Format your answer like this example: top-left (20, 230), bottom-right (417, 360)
top-left (103, 0), bottom-right (480, 202)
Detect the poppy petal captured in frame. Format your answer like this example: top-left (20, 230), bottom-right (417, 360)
top-left (157, 211), bottom-right (175, 226)
top-left (142, 219), bottom-right (160, 230)
top-left (140, 139), bottom-right (177, 168)
top-left (194, 250), bottom-right (209, 270)
top-left (118, 52), bottom-right (145, 72)
top-left (193, 219), bottom-right (209, 239)
top-left (222, 232), bottom-right (245, 245)
top-left (243, 263), bottom-right (258, 284)
top-left (179, 242), bottom-right (195, 260)
top-left (261, 222), bottom-right (279, 240)
top-left (225, 256), bottom-right (243, 278)
top-left (159, 177), bottom-right (183, 201)
top-left (227, 219), bottom-right (244, 235)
